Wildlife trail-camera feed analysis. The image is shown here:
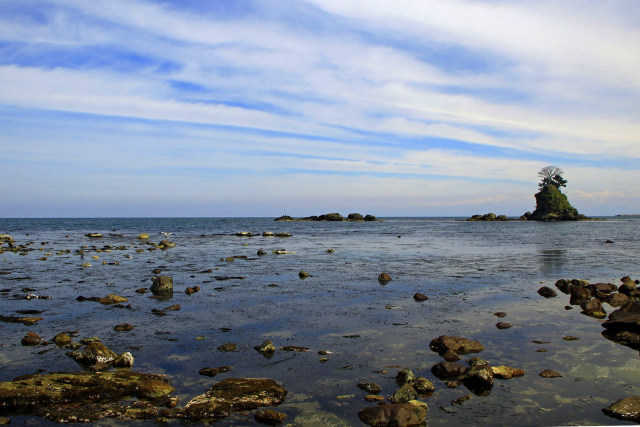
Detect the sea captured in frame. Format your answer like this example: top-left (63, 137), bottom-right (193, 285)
top-left (1, 216), bottom-right (639, 425)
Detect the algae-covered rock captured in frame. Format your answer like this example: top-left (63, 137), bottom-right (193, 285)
top-left (182, 378), bottom-right (287, 420)
top-left (255, 340), bottom-right (276, 354)
top-left (603, 396), bottom-right (640, 422)
top-left (429, 335), bottom-right (484, 355)
top-left (491, 365), bottom-right (525, 379)
top-left (67, 341), bottom-right (118, 366)
top-left (462, 364), bottom-right (494, 396)
top-left (358, 403), bottom-right (426, 427)
top-left (0, 371), bottom-right (174, 421)
top-left (150, 276), bottom-right (173, 296)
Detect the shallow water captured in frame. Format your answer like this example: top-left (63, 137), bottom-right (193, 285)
top-left (1, 217), bottom-right (639, 425)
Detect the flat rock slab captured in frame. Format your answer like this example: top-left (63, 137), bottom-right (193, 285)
top-left (603, 396), bottom-right (640, 422)
top-left (429, 335), bottom-right (484, 355)
top-left (358, 402), bottom-right (427, 427)
top-left (182, 378), bottom-right (287, 419)
top-left (0, 371), bottom-right (174, 421)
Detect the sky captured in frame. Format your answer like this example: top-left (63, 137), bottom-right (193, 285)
top-left (0, 0), bottom-right (639, 217)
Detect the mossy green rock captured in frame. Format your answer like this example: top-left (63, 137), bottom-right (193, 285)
top-left (0, 371), bottom-right (174, 421)
top-left (526, 185), bottom-right (587, 221)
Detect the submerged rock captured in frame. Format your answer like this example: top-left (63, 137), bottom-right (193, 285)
top-left (358, 402), bottom-right (427, 427)
top-left (539, 369), bottom-right (562, 378)
top-left (254, 408), bottom-right (287, 425)
top-left (0, 371), bottom-right (174, 422)
top-left (431, 362), bottom-right (467, 381)
top-left (603, 396), bottom-right (640, 422)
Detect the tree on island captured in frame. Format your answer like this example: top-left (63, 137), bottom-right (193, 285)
top-left (522, 166), bottom-right (587, 221)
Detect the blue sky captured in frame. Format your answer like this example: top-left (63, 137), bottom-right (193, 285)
top-left (1, 0), bottom-right (638, 217)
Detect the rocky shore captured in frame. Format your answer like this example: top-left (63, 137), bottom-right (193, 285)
top-left (1, 223), bottom-right (639, 425)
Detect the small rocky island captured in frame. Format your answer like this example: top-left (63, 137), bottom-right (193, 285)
top-left (467, 166), bottom-right (589, 221)
top-left (275, 213), bottom-right (378, 221)
top-left (521, 166), bottom-right (588, 221)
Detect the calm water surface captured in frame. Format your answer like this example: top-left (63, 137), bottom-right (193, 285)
top-left (1, 217), bottom-right (639, 425)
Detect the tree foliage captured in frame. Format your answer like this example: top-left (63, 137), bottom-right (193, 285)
top-left (538, 166), bottom-right (566, 190)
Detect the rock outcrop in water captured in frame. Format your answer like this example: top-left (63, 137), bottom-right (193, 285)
top-left (522, 166), bottom-right (588, 221)
top-left (275, 213), bottom-right (378, 221)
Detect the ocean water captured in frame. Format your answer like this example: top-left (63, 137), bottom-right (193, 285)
top-left (1, 217), bottom-right (639, 425)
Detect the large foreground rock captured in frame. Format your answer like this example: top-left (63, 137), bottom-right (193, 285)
top-left (0, 371), bottom-right (174, 422)
top-left (358, 402), bottom-right (427, 427)
top-left (181, 378), bottom-right (287, 420)
top-left (429, 335), bottom-right (484, 355)
top-left (602, 396), bottom-right (640, 422)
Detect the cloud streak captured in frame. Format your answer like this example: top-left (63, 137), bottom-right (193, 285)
top-left (0, 0), bottom-right (638, 216)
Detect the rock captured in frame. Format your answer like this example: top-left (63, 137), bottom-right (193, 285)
top-left (603, 301), bottom-right (640, 332)
top-left (113, 352), bottom-right (134, 368)
top-left (348, 213), bottom-right (364, 221)
top-left (412, 377), bottom-right (435, 394)
top-left (137, 233), bottom-right (150, 240)
top-left (390, 384), bottom-right (417, 403)
top-left (185, 287), bottom-right (200, 295)
top-left (494, 312), bottom-right (507, 318)
top-left (114, 323), bottom-right (134, 331)
top-left (99, 294), bottom-right (128, 304)
top-left (569, 285), bottom-right (592, 305)
top-left (257, 250), bottom-right (268, 256)
top-left (620, 280), bottom-right (637, 295)
top-left (537, 286), bottom-right (557, 298)
top-left (275, 232), bottom-right (291, 237)
top-left (357, 403), bottom-right (426, 427)
top-left (378, 273), bottom-right (392, 284)
top-left (298, 270), bottom-right (310, 279)
top-left (364, 394), bottom-right (385, 402)
top-left (496, 322), bottom-right (513, 329)
top-left (555, 279), bottom-right (571, 294)
top-left (539, 369), bottom-right (562, 378)
top-left (67, 341), bottom-right (118, 366)
top-left (588, 283), bottom-right (617, 294)
top-left (182, 378), bottom-right (287, 419)
top-left (262, 232), bottom-right (275, 237)
top-left (606, 292), bottom-right (630, 307)
top-left (431, 362), bottom-right (468, 381)
top-left (451, 395), bottom-right (473, 406)
top-left (53, 333), bottom-right (72, 344)
top-left (526, 182), bottom-right (586, 221)
top-left (217, 343), bottom-right (237, 352)
top-left (199, 368), bottom-right (219, 377)
top-left (580, 298), bottom-right (607, 318)
top-left (396, 368), bottom-right (416, 386)
top-left (603, 396), bottom-right (640, 422)
top-left (0, 371), bottom-right (174, 422)
top-left (364, 215), bottom-right (377, 221)
top-left (429, 335), bottom-right (484, 355)
top-left (467, 356), bottom-right (488, 366)
top-left (491, 365), bottom-right (525, 379)
top-left (357, 382), bottom-right (382, 394)
top-left (274, 215), bottom-right (294, 221)
top-left (164, 304), bottom-right (181, 311)
top-left (150, 276), bottom-right (173, 296)
top-left (280, 346), bottom-right (309, 352)
top-left (254, 409), bottom-right (287, 425)
top-left (157, 240), bottom-right (175, 249)
top-left (236, 231), bottom-right (253, 237)
top-left (21, 331), bottom-right (45, 346)
top-left (255, 340), bottom-right (276, 354)
top-left (85, 233), bottom-right (103, 238)
top-left (0, 315), bottom-right (44, 325)
top-left (413, 293), bottom-right (429, 302)
top-left (463, 364), bottom-right (494, 396)
top-left (0, 234), bottom-right (13, 242)
top-left (442, 349), bottom-right (461, 361)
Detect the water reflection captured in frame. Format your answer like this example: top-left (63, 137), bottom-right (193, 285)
top-left (538, 249), bottom-right (567, 275)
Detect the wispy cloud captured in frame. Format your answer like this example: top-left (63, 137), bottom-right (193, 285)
top-left (0, 0), bottom-right (638, 216)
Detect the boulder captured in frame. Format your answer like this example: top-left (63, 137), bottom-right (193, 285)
top-left (389, 384), bottom-right (417, 403)
top-left (21, 331), bottom-right (45, 346)
top-left (588, 283), bottom-right (617, 294)
top-left (603, 396), bottom-right (640, 422)
top-left (555, 279), bottom-right (571, 294)
top-left (603, 301), bottom-right (640, 332)
top-left (606, 292), bottom-right (630, 307)
top-left (462, 364), bottom-right (494, 396)
top-left (137, 233), bottom-right (150, 240)
top-left (67, 341), bottom-right (118, 366)
top-left (378, 272), bottom-right (392, 284)
top-left (412, 377), bottom-right (435, 394)
top-left (255, 340), bottom-right (276, 354)
top-left (357, 403), bottom-right (427, 427)
top-left (431, 362), bottom-right (468, 381)
top-left (580, 298), bottom-right (607, 318)
top-left (150, 276), bottom-right (173, 296)
top-left (347, 213), bottom-right (364, 221)
top-left (491, 365), bottom-right (525, 379)
top-left (357, 382), bottom-right (382, 394)
top-left (364, 215), bottom-right (377, 221)
top-left (413, 293), bottom-right (429, 302)
top-left (537, 286), bottom-right (557, 298)
top-left (113, 352), bottom-right (135, 368)
top-left (429, 335), bottom-right (484, 355)
top-left (395, 368), bottom-right (415, 386)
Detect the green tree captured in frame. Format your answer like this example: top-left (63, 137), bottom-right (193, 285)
top-left (537, 166), bottom-right (566, 190)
